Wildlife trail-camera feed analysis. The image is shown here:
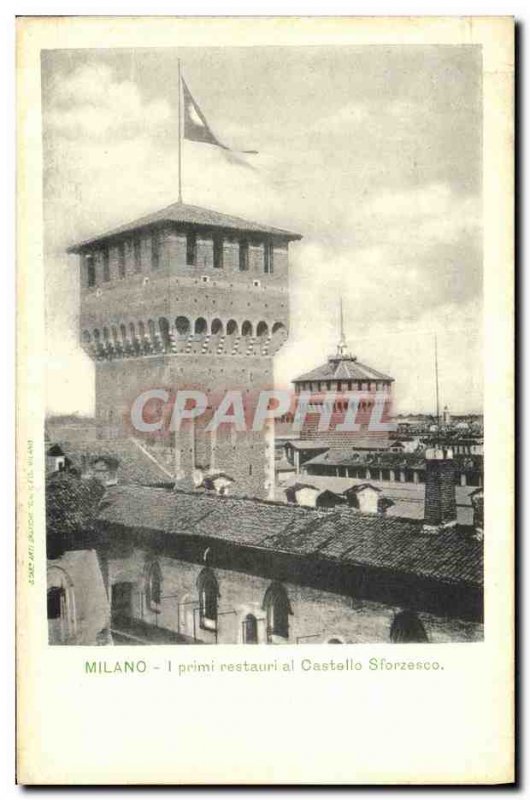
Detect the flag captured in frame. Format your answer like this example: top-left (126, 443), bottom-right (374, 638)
top-left (182, 77), bottom-right (258, 155)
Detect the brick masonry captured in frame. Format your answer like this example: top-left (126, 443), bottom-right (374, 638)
top-left (75, 220), bottom-right (296, 499)
top-left (424, 458), bottom-right (457, 526)
top-left (103, 545), bottom-right (483, 645)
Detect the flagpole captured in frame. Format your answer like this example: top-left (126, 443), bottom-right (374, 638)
top-left (178, 58), bottom-right (183, 203)
top-left (434, 333), bottom-right (440, 429)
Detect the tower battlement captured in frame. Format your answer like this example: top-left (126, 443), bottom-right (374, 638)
top-left (69, 202), bottom-right (300, 363)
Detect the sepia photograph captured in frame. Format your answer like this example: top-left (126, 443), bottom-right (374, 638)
top-left (42, 42), bottom-right (485, 647)
top-left (14, 14), bottom-right (514, 786)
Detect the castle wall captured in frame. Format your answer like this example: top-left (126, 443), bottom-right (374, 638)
top-left (104, 546), bottom-right (483, 645)
top-left (95, 354), bottom-right (276, 498)
top-left (47, 549), bottom-right (110, 645)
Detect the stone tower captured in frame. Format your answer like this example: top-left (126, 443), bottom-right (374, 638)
top-left (69, 201), bottom-right (301, 498)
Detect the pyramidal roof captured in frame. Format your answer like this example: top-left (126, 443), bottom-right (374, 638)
top-left (293, 355), bottom-right (394, 384)
top-left (68, 201), bottom-right (302, 253)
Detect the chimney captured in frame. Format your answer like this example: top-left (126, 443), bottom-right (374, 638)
top-left (470, 488), bottom-right (484, 541)
top-left (423, 447), bottom-right (457, 532)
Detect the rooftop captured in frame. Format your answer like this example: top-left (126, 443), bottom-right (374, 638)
top-left (286, 440), bottom-right (332, 451)
top-left (303, 449), bottom-right (483, 471)
top-left (279, 474), bottom-right (475, 524)
top-left (68, 201), bottom-right (302, 253)
top-left (294, 354), bottom-right (393, 384)
top-left (53, 437), bottom-right (174, 487)
top-left (97, 486), bottom-right (483, 588)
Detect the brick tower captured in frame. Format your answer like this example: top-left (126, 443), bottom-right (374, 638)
top-left (69, 202), bottom-right (301, 499)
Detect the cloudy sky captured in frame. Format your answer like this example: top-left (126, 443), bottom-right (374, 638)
top-left (42, 45), bottom-right (482, 416)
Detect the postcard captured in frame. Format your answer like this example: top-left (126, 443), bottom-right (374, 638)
top-left (16, 16), bottom-right (514, 784)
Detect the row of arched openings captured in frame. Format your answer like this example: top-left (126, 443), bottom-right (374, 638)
top-left (110, 562), bottom-right (429, 645)
top-left (83, 318), bottom-right (287, 347)
top-left (197, 570), bottom-right (291, 642)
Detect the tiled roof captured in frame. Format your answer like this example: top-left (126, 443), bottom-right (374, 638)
top-left (303, 449), bottom-right (483, 472)
top-left (292, 434), bottom-right (392, 451)
top-left (68, 201), bottom-right (302, 252)
top-left (97, 486), bottom-right (483, 587)
top-left (55, 437), bottom-right (174, 486)
top-left (286, 440), bottom-right (331, 451)
top-left (294, 355), bottom-right (393, 383)
top-left (304, 449), bottom-right (424, 469)
top-left (279, 474), bottom-right (475, 524)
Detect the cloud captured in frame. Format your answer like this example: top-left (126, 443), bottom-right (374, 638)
top-left (45, 64), bottom-right (172, 140)
top-left (366, 183), bottom-right (480, 243)
top-left (317, 102), bottom-right (369, 132)
top-left (42, 58), bottom-right (483, 415)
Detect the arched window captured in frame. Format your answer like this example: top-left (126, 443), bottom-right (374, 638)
top-left (145, 561), bottom-right (162, 613)
top-left (197, 568), bottom-right (220, 631)
top-left (47, 567), bottom-right (76, 645)
top-left (389, 610), bottom-right (429, 643)
top-left (256, 321), bottom-right (269, 338)
top-left (272, 322), bottom-right (286, 334)
top-left (211, 318), bottom-right (223, 335)
top-left (226, 319), bottom-right (238, 336)
top-left (243, 613), bottom-right (258, 644)
top-left (111, 582), bottom-right (134, 623)
top-left (158, 317), bottom-right (170, 348)
top-left (263, 582), bottom-right (292, 642)
top-left (175, 316), bottom-right (190, 336)
top-left (195, 317), bottom-right (207, 335)
top-left (241, 320), bottom-right (253, 337)
top-left (47, 586), bottom-right (65, 620)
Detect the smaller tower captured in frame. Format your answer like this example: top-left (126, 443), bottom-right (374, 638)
top-left (291, 300), bottom-right (394, 447)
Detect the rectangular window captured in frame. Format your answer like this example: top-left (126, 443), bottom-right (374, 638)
top-left (151, 231), bottom-right (159, 270)
top-left (86, 255), bottom-right (96, 287)
top-left (118, 243), bottom-right (126, 278)
top-left (102, 248), bottom-right (110, 282)
top-left (239, 240), bottom-right (249, 271)
top-left (213, 236), bottom-right (223, 269)
top-left (133, 237), bottom-right (142, 272)
top-left (264, 242), bottom-right (274, 274)
top-left (187, 232), bottom-right (197, 266)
